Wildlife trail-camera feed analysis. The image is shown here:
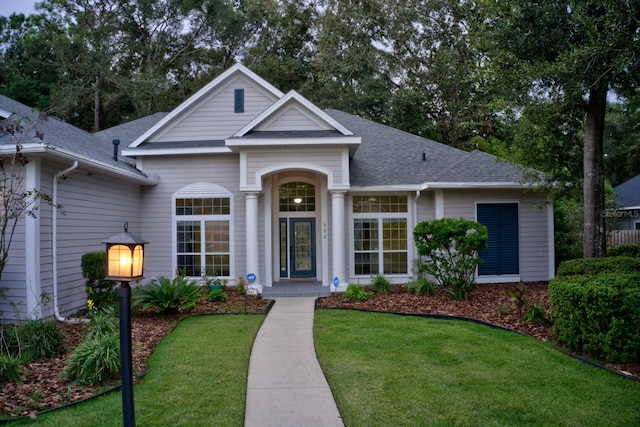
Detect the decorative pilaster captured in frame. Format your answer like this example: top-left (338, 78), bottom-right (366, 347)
top-left (330, 191), bottom-right (346, 287)
top-left (245, 192), bottom-right (260, 285)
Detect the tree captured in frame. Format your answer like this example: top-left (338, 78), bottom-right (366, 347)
top-left (0, 13), bottom-right (62, 111)
top-left (477, 0), bottom-right (640, 258)
top-left (385, 0), bottom-right (489, 149)
top-left (305, 0), bottom-right (395, 123)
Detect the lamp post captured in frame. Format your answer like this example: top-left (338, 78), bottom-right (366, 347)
top-left (103, 222), bottom-right (147, 427)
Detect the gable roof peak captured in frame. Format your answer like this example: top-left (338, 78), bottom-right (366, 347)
top-left (128, 63), bottom-right (284, 148)
top-left (234, 89), bottom-right (354, 137)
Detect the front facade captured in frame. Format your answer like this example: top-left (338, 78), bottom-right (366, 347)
top-left (0, 64), bottom-right (554, 321)
top-left (123, 64), bottom-right (554, 292)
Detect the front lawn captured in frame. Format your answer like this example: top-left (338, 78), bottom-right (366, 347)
top-left (314, 310), bottom-right (640, 427)
top-left (5, 315), bottom-right (265, 427)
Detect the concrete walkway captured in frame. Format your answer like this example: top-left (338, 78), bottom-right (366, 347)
top-left (245, 297), bottom-right (344, 427)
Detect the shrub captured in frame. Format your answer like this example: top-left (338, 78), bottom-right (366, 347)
top-left (208, 288), bottom-right (228, 302)
top-left (16, 320), bottom-right (64, 362)
top-left (556, 256), bottom-right (640, 277)
top-left (413, 218), bottom-right (488, 300)
top-left (62, 332), bottom-right (120, 386)
top-left (81, 252), bottom-right (118, 309)
top-left (608, 244), bottom-right (640, 258)
top-left (0, 354), bottom-right (22, 384)
top-left (549, 274), bottom-right (640, 363)
top-left (133, 274), bottom-right (202, 314)
top-left (1, 320), bottom-right (64, 362)
top-left (371, 274), bottom-right (391, 295)
top-left (405, 278), bottom-right (437, 296)
top-left (343, 284), bottom-right (373, 302)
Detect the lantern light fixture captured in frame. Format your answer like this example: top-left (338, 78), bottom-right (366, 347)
top-left (102, 222), bottom-right (147, 427)
top-left (103, 222), bottom-right (148, 281)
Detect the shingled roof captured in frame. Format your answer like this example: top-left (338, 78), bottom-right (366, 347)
top-left (0, 95), bottom-right (151, 181)
top-left (615, 174), bottom-right (640, 209)
top-left (325, 109), bottom-right (529, 188)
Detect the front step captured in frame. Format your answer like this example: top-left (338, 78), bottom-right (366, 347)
top-left (261, 282), bottom-right (334, 298)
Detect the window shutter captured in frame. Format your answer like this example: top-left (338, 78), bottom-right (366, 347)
top-left (477, 203), bottom-right (519, 275)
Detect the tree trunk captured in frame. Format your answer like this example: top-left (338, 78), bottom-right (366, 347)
top-left (583, 84), bottom-right (607, 258)
top-left (93, 76), bottom-right (101, 132)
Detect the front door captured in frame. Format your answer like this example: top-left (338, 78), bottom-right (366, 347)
top-left (280, 218), bottom-right (316, 278)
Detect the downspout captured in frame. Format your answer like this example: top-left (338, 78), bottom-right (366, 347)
top-left (52, 161), bottom-right (79, 321)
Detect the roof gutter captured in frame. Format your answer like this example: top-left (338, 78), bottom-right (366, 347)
top-left (2, 143), bottom-right (158, 185)
top-left (52, 161), bottom-right (79, 322)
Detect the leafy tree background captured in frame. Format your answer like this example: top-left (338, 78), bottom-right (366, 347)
top-left (1, 0), bottom-right (639, 263)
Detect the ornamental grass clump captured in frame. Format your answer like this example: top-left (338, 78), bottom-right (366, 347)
top-left (62, 301), bottom-right (120, 386)
top-left (0, 354), bottom-right (21, 384)
top-left (371, 274), bottom-right (392, 295)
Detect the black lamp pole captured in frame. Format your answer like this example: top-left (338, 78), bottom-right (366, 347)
top-left (119, 280), bottom-right (135, 427)
top-left (103, 223), bottom-right (147, 427)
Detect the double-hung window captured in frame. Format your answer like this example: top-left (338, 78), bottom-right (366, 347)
top-left (174, 184), bottom-right (232, 278)
top-left (353, 195), bottom-right (409, 275)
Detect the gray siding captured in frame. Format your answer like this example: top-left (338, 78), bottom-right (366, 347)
top-left (245, 148), bottom-right (346, 189)
top-left (41, 160), bottom-right (143, 319)
top-left (0, 159), bottom-right (143, 322)
top-left (258, 106), bottom-right (332, 132)
top-left (152, 76), bottom-right (278, 142)
top-left (441, 189), bottom-right (550, 282)
top-left (138, 154), bottom-right (246, 282)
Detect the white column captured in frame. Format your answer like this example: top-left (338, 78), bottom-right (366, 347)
top-left (245, 192), bottom-right (260, 286)
top-left (331, 191), bottom-right (346, 288)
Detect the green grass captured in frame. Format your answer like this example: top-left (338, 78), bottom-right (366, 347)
top-left (314, 310), bottom-right (640, 427)
top-left (6, 315), bottom-right (265, 427)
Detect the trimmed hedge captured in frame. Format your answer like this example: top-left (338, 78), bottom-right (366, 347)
top-left (608, 244), bottom-right (640, 258)
top-left (556, 256), bottom-right (640, 277)
top-left (549, 274), bottom-right (640, 363)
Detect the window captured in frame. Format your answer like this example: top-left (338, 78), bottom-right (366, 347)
top-left (174, 184), bottom-right (232, 278)
top-left (353, 195), bottom-right (408, 275)
top-left (635, 221), bottom-right (640, 230)
top-left (234, 88), bottom-right (244, 113)
top-left (279, 182), bottom-right (315, 212)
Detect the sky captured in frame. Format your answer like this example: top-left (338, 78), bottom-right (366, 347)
top-left (0, 0), bottom-right (39, 18)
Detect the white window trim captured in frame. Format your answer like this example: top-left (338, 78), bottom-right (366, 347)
top-left (350, 193), bottom-right (412, 279)
top-left (172, 182), bottom-right (235, 281)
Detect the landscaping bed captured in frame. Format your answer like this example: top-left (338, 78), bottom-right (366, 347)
top-left (1, 282), bottom-right (638, 419)
top-left (0, 288), bottom-right (270, 418)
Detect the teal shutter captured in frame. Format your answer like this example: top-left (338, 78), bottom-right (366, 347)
top-left (477, 203), bottom-right (519, 275)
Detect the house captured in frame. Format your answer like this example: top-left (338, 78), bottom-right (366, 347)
top-left (0, 64), bottom-right (555, 322)
top-left (613, 174), bottom-right (640, 230)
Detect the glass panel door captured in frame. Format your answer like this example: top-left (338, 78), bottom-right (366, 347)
top-left (290, 218), bottom-right (316, 278)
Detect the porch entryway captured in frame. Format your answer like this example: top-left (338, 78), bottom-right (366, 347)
top-left (261, 279), bottom-right (332, 298)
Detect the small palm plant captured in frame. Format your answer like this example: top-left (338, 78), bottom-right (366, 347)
top-left (133, 274), bottom-right (202, 314)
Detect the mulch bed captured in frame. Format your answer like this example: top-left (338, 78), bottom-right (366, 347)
top-left (0, 289), bottom-right (270, 419)
top-left (1, 283), bottom-right (638, 419)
